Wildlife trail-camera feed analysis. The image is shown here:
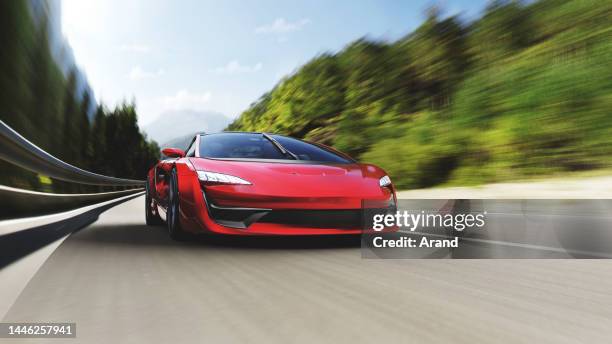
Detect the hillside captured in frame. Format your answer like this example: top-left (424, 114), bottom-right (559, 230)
top-left (0, 2), bottom-right (158, 191)
top-left (226, 0), bottom-right (612, 189)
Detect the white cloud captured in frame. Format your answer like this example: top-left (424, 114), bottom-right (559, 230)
top-left (210, 60), bottom-right (263, 75)
top-left (128, 66), bottom-right (164, 80)
top-left (119, 43), bottom-right (151, 53)
top-left (161, 90), bottom-right (212, 110)
top-left (255, 18), bottom-right (311, 34)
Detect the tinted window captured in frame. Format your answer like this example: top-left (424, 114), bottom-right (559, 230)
top-left (272, 135), bottom-right (351, 163)
top-left (198, 133), bottom-right (351, 163)
top-left (199, 133), bottom-right (286, 159)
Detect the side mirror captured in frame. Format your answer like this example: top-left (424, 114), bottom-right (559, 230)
top-left (162, 148), bottom-right (185, 158)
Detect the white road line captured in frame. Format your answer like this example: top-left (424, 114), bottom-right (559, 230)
top-left (0, 192), bottom-right (145, 320)
top-left (0, 184), bottom-right (142, 197)
top-left (0, 234), bottom-right (70, 321)
top-left (399, 230), bottom-right (612, 258)
top-left (0, 192), bottom-right (144, 236)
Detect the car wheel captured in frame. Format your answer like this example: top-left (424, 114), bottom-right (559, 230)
top-left (145, 179), bottom-right (163, 226)
top-left (167, 168), bottom-right (189, 241)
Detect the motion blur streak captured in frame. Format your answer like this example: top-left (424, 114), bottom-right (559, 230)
top-left (0, 1), bottom-right (158, 195)
top-left (2, 196), bottom-right (612, 343)
top-left (1, 1), bottom-right (612, 342)
top-left (228, 1), bottom-right (612, 189)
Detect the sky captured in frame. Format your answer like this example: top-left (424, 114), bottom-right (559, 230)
top-left (61, 0), bottom-right (488, 126)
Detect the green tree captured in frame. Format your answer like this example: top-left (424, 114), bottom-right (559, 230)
top-left (226, 0), bottom-right (612, 188)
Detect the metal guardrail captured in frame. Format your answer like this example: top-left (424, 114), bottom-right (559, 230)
top-left (0, 120), bottom-right (143, 186)
top-left (0, 186), bottom-right (144, 220)
top-left (0, 120), bottom-right (146, 220)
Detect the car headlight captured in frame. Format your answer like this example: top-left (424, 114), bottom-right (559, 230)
top-left (197, 171), bottom-right (251, 185)
top-left (379, 175), bottom-right (392, 187)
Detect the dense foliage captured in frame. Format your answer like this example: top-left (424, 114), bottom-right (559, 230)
top-left (0, 1), bottom-right (159, 192)
top-left (227, 0), bottom-right (612, 189)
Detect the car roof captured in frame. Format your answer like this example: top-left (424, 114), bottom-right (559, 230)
top-left (200, 131), bottom-right (277, 135)
top-left (198, 131), bottom-right (293, 138)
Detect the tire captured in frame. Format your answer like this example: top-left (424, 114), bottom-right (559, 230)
top-left (167, 168), bottom-right (189, 241)
top-left (145, 179), bottom-right (163, 226)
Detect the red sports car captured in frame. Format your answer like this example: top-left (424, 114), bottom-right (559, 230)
top-left (145, 132), bottom-right (396, 239)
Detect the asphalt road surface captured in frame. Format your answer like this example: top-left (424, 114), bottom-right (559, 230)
top-left (3, 196), bottom-right (612, 343)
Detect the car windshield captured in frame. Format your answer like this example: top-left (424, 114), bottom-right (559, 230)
top-left (198, 133), bottom-right (351, 163)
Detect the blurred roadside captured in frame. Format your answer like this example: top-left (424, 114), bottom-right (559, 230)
top-left (0, 1), bottom-right (158, 194)
top-left (3, 0), bottom-right (612, 196)
top-left (228, 0), bottom-right (612, 190)
top-left (397, 173), bottom-right (612, 199)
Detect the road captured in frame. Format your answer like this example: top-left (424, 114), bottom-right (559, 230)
top-left (2, 195), bottom-right (612, 343)
top-left (396, 174), bottom-right (612, 199)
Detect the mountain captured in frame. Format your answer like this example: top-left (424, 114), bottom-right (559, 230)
top-left (160, 132), bottom-right (197, 150)
top-left (144, 110), bottom-right (230, 146)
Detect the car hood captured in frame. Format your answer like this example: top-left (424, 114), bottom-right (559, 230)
top-left (189, 158), bottom-right (392, 209)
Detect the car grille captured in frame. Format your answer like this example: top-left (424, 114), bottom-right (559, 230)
top-left (257, 209), bottom-right (363, 229)
top-left (203, 191), bottom-right (395, 230)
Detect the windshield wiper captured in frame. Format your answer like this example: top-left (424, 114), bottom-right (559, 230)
top-left (262, 133), bottom-right (299, 160)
